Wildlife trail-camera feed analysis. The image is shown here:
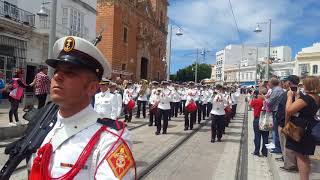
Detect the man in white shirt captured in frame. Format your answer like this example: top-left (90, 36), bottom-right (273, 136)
top-left (171, 84), bottom-right (181, 117)
top-left (123, 81), bottom-right (138, 122)
top-left (149, 81), bottom-right (160, 126)
top-left (109, 82), bottom-right (122, 119)
top-left (184, 82), bottom-right (197, 130)
top-left (231, 87), bottom-right (240, 119)
top-left (27, 36), bottom-right (135, 179)
top-left (136, 79), bottom-right (150, 118)
top-left (156, 81), bottom-right (171, 135)
top-left (210, 84), bottom-right (228, 143)
top-left (94, 78), bottom-right (118, 120)
top-left (179, 82), bottom-right (187, 115)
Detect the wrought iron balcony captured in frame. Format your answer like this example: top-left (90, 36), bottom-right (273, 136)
top-left (0, 0), bottom-right (35, 26)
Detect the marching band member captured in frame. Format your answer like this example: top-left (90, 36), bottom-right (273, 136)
top-left (149, 81), bottom-right (160, 126)
top-left (171, 84), bottom-right (181, 118)
top-left (231, 86), bottom-right (240, 119)
top-left (123, 81), bottom-right (137, 122)
top-left (179, 82), bottom-right (187, 115)
top-left (210, 84), bottom-right (228, 143)
top-left (28, 36), bottom-right (135, 179)
top-left (109, 81), bottom-right (123, 118)
top-left (136, 79), bottom-right (150, 118)
top-left (201, 85), bottom-right (210, 120)
top-left (207, 85), bottom-right (214, 117)
top-left (184, 82), bottom-right (197, 130)
top-left (94, 78), bottom-right (118, 120)
top-left (155, 81), bottom-right (171, 135)
top-left (195, 84), bottom-right (201, 124)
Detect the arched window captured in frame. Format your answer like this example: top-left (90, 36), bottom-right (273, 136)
top-left (313, 65), bottom-right (318, 74)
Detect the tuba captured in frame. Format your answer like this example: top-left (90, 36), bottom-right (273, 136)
top-left (139, 79), bottom-right (148, 96)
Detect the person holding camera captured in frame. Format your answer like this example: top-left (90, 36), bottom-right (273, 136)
top-left (285, 76), bottom-right (320, 180)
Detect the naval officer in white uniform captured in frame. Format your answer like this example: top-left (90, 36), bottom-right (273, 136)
top-left (94, 78), bottom-right (118, 120)
top-left (28, 36), bottom-right (136, 180)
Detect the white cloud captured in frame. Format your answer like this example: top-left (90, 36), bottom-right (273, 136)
top-left (168, 0), bottom-right (316, 52)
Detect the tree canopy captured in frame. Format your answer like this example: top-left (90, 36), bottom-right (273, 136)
top-left (171, 63), bottom-right (212, 83)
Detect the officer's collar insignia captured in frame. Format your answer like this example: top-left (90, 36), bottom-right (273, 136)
top-left (63, 37), bottom-right (75, 52)
top-left (107, 143), bottom-right (134, 179)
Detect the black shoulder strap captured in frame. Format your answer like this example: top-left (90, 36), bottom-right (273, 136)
top-left (97, 118), bottom-right (126, 131)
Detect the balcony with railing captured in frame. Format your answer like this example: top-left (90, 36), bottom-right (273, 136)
top-left (0, 0), bottom-right (35, 26)
top-left (39, 20), bottom-right (91, 41)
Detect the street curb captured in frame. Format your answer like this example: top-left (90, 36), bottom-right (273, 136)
top-left (0, 125), bottom-right (27, 141)
top-left (138, 118), bottom-right (210, 180)
top-left (235, 103), bottom-right (248, 180)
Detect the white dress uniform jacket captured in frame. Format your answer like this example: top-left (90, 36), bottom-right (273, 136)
top-left (149, 89), bottom-right (160, 105)
top-left (210, 93), bottom-right (228, 115)
top-left (231, 91), bottom-right (240, 105)
top-left (115, 91), bottom-right (123, 117)
top-left (200, 90), bottom-right (209, 105)
top-left (179, 88), bottom-right (187, 101)
top-left (207, 89), bottom-right (214, 103)
top-left (29, 105), bottom-right (135, 180)
top-left (123, 88), bottom-right (137, 105)
top-left (94, 91), bottom-right (118, 120)
top-left (137, 86), bottom-right (150, 101)
top-left (157, 88), bottom-right (171, 110)
top-left (171, 89), bottom-right (181, 103)
top-left (185, 88), bottom-right (197, 107)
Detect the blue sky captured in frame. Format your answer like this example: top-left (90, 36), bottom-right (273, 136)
top-left (168, 0), bottom-right (320, 73)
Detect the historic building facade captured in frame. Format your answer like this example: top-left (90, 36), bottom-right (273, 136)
top-left (96, 0), bottom-right (168, 81)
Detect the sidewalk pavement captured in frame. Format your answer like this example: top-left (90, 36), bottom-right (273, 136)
top-left (246, 108), bottom-right (320, 180)
top-left (247, 110), bottom-right (273, 180)
top-left (0, 101), bottom-right (29, 140)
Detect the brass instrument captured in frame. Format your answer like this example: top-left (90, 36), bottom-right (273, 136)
top-left (139, 79), bottom-right (148, 96)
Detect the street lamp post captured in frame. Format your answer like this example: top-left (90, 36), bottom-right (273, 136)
top-left (254, 19), bottom-right (271, 80)
top-left (165, 23), bottom-right (183, 81)
top-left (37, 0), bottom-right (57, 77)
top-left (195, 48), bottom-right (199, 83)
top-left (248, 48), bottom-right (259, 86)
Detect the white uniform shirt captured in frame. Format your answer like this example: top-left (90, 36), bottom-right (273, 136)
top-left (123, 87), bottom-right (137, 105)
top-left (231, 91), bottom-right (240, 105)
top-left (179, 88), bottom-right (187, 101)
top-left (29, 105), bottom-right (134, 180)
top-left (157, 88), bottom-right (171, 110)
top-left (200, 90), bottom-right (209, 104)
top-left (94, 91), bottom-right (118, 120)
top-left (171, 89), bottom-right (181, 103)
top-left (137, 86), bottom-right (150, 101)
top-left (114, 91), bottom-right (123, 118)
top-left (210, 93), bottom-right (228, 115)
top-left (186, 88), bottom-right (197, 107)
top-left (149, 89), bottom-right (160, 105)
top-left (207, 89), bottom-right (214, 103)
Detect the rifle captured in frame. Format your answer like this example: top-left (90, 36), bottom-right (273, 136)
top-left (0, 103), bottom-right (59, 180)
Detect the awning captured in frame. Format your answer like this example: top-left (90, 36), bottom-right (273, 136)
top-left (239, 81), bottom-right (255, 87)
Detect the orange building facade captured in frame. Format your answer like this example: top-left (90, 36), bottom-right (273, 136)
top-left (96, 0), bottom-right (168, 81)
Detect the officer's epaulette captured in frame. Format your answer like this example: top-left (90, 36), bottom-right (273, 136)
top-left (97, 118), bottom-right (126, 131)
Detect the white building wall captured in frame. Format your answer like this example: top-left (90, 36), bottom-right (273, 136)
top-left (216, 44), bottom-right (292, 83)
top-left (17, 0), bottom-right (97, 40)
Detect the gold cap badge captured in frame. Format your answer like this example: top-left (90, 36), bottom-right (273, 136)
top-left (63, 37), bottom-right (75, 52)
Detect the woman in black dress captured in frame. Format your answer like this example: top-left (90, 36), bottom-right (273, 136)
top-left (285, 76), bottom-right (320, 180)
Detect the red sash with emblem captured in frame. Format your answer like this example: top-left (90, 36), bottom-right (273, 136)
top-left (29, 121), bottom-right (136, 180)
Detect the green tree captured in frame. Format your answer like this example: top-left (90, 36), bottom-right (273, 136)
top-left (174, 63), bottom-right (212, 83)
top-left (257, 64), bottom-right (274, 80)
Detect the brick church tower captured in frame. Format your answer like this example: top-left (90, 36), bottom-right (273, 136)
top-left (96, 0), bottom-right (168, 81)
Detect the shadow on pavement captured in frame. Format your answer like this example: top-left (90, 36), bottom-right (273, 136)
top-left (165, 132), bottom-right (189, 136)
top-left (228, 125), bottom-right (243, 129)
top-left (135, 161), bottom-right (149, 168)
top-left (167, 124), bottom-right (177, 128)
top-left (133, 140), bottom-right (143, 145)
top-left (221, 139), bottom-right (241, 143)
top-left (224, 132), bottom-right (242, 136)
